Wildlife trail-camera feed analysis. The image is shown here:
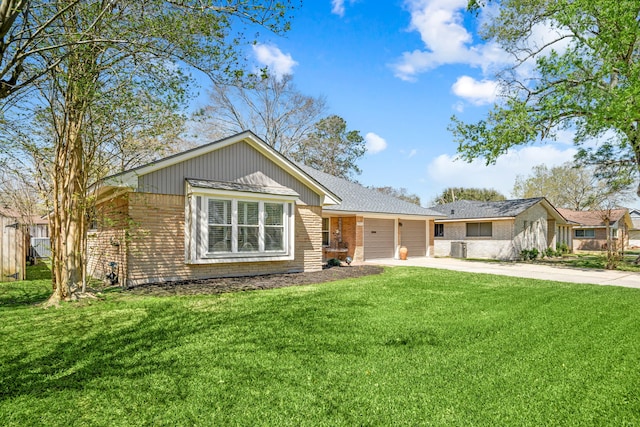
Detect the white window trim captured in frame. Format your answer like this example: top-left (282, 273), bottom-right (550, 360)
top-left (185, 188), bottom-right (296, 264)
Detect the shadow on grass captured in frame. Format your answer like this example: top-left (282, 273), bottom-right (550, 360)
top-left (0, 302), bottom-right (208, 403)
top-left (0, 261), bottom-right (52, 307)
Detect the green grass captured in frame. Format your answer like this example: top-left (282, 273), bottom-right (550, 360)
top-left (538, 250), bottom-right (640, 272)
top-left (2, 267), bottom-right (640, 426)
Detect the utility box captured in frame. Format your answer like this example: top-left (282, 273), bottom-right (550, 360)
top-left (451, 241), bottom-right (467, 259)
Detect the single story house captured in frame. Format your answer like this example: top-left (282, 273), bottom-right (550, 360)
top-left (297, 165), bottom-right (445, 262)
top-left (556, 208), bottom-right (632, 251)
top-left (629, 208), bottom-right (640, 248)
top-left (88, 131), bottom-right (442, 286)
top-left (429, 198), bottom-right (572, 260)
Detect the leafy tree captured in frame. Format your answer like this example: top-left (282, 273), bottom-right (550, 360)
top-left (0, 1), bottom-right (295, 304)
top-left (293, 114), bottom-right (365, 182)
top-left (196, 74), bottom-right (327, 157)
top-left (451, 0), bottom-right (640, 196)
top-left (371, 186), bottom-right (421, 206)
top-left (512, 162), bottom-right (627, 210)
top-left (432, 187), bottom-right (506, 204)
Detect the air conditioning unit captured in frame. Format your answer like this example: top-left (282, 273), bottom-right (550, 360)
top-left (451, 241), bottom-right (467, 258)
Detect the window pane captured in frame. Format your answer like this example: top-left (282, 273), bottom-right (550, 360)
top-left (265, 203), bottom-right (284, 226)
top-left (322, 218), bottom-right (330, 246)
top-left (238, 226), bottom-right (259, 252)
top-left (208, 225), bottom-right (231, 252)
top-left (467, 222), bottom-right (491, 237)
top-left (209, 200), bottom-right (231, 225)
top-left (238, 201), bottom-right (259, 225)
top-left (265, 227), bottom-right (284, 251)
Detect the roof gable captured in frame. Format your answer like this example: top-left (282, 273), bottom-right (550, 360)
top-left (100, 131), bottom-right (339, 205)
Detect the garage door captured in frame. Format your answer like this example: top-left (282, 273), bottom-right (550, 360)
top-left (401, 220), bottom-right (426, 257)
top-left (364, 219), bottom-right (395, 259)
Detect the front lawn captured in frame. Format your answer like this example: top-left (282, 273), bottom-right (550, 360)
top-left (2, 267), bottom-right (640, 425)
top-left (538, 250), bottom-right (640, 272)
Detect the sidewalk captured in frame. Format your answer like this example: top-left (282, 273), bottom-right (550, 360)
top-left (365, 257), bottom-right (640, 289)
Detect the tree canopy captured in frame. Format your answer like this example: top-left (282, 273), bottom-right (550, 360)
top-left (293, 114), bottom-right (366, 182)
top-left (512, 162), bottom-right (627, 210)
top-left (0, 0), bottom-right (296, 303)
top-left (197, 74), bottom-right (327, 157)
top-left (432, 187), bottom-right (506, 204)
top-left (451, 0), bottom-right (640, 196)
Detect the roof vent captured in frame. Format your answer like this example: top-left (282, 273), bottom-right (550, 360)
top-left (451, 209), bottom-right (455, 215)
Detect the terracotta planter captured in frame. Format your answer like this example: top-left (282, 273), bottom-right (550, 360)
top-left (399, 246), bottom-right (408, 260)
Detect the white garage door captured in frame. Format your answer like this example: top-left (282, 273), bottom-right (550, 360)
top-left (364, 219), bottom-right (395, 260)
top-left (401, 220), bottom-right (426, 257)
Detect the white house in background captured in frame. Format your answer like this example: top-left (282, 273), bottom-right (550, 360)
top-left (628, 208), bottom-right (640, 248)
top-left (430, 198), bottom-right (572, 260)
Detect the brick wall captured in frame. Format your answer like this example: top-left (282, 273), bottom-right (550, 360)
top-left (86, 195), bottom-right (129, 285)
top-left (122, 192), bottom-right (322, 286)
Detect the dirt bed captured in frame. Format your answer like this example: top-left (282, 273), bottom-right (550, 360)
top-left (125, 265), bottom-right (384, 297)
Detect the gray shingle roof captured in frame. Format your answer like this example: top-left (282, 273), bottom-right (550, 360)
top-left (186, 179), bottom-right (299, 197)
top-left (298, 164), bottom-right (444, 217)
top-left (429, 198), bottom-right (546, 219)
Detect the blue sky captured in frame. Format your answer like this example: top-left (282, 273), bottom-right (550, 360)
top-left (195, 0), bottom-right (579, 205)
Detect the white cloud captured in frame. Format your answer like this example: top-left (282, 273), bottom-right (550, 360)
top-left (392, 0), bottom-right (510, 81)
top-left (452, 76), bottom-right (498, 105)
top-left (365, 132), bottom-right (388, 154)
top-left (426, 145), bottom-right (577, 198)
top-left (331, 0), bottom-right (345, 16)
top-left (252, 44), bottom-right (298, 79)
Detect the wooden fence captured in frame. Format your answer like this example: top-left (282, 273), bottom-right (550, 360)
top-left (0, 215), bottom-right (26, 282)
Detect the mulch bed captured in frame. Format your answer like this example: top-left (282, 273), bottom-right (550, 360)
top-left (124, 264), bottom-right (385, 296)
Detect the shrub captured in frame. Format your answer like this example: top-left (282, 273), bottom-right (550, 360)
top-left (545, 247), bottom-right (556, 258)
top-left (326, 258), bottom-right (342, 267)
top-left (520, 248), bottom-right (539, 261)
top-left (556, 242), bottom-right (570, 254)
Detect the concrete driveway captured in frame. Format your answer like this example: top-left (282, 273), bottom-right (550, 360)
top-left (365, 257), bottom-right (640, 289)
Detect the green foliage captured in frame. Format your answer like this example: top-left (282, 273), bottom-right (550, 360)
top-left (433, 187), bottom-right (506, 204)
top-left (556, 242), bottom-right (570, 254)
top-left (520, 248), bottom-right (539, 261)
top-left (294, 114), bottom-right (366, 182)
top-left (326, 258), bottom-right (342, 267)
top-left (512, 162), bottom-right (620, 210)
top-left (454, 0), bottom-right (640, 196)
top-left (2, 268), bottom-right (640, 424)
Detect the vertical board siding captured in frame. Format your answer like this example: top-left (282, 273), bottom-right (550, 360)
top-left (138, 142), bottom-right (321, 205)
top-left (0, 216), bottom-right (26, 282)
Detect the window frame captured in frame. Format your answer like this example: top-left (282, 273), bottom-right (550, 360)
top-left (186, 189), bottom-right (296, 264)
top-left (466, 222), bottom-right (492, 237)
top-left (574, 228), bottom-right (596, 238)
top-left (434, 223), bottom-right (444, 237)
top-left (322, 217), bottom-right (330, 247)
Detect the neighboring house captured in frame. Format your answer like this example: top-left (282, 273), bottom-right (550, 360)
top-left (629, 209), bottom-right (640, 248)
top-left (430, 198), bottom-right (571, 260)
top-left (297, 165), bottom-right (445, 262)
top-left (557, 208), bottom-right (632, 251)
top-left (88, 131), bottom-right (340, 286)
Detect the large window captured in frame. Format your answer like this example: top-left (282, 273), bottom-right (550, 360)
top-left (466, 222), bottom-right (492, 237)
top-left (188, 193), bottom-right (295, 263)
top-left (575, 229), bottom-right (595, 238)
